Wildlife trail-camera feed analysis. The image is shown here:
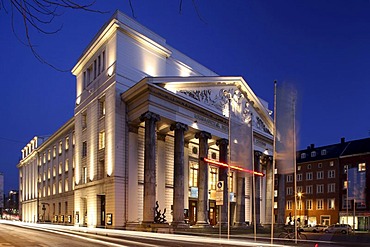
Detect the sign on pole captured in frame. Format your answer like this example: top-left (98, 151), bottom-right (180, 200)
top-left (216, 181), bottom-right (224, 206)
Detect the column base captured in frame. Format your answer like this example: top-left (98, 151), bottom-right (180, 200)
top-left (171, 221), bottom-right (190, 229)
top-left (193, 221), bottom-right (212, 228)
top-left (233, 222), bottom-right (248, 228)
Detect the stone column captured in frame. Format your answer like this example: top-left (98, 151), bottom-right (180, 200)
top-left (265, 157), bottom-right (273, 225)
top-left (195, 131), bottom-right (212, 227)
top-left (253, 151), bottom-right (261, 226)
top-left (139, 111), bottom-right (160, 224)
top-left (235, 172), bottom-right (246, 227)
top-left (216, 138), bottom-right (228, 227)
top-left (127, 124), bottom-right (139, 224)
top-left (170, 122), bottom-right (188, 227)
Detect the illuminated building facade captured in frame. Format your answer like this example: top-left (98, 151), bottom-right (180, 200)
top-left (285, 137), bottom-right (370, 230)
top-left (18, 11), bottom-right (274, 229)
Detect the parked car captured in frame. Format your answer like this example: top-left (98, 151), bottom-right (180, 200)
top-left (324, 224), bottom-right (353, 234)
top-left (299, 224), bottom-right (326, 233)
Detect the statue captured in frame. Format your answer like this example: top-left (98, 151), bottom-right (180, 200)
top-left (154, 201), bottom-right (167, 223)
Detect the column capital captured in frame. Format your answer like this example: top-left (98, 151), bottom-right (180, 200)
top-left (157, 133), bottom-right (166, 141)
top-left (128, 124), bottom-right (139, 134)
top-left (216, 138), bottom-right (229, 146)
top-left (139, 111), bottom-right (160, 123)
top-left (170, 122), bottom-right (188, 132)
top-left (195, 131), bottom-right (211, 140)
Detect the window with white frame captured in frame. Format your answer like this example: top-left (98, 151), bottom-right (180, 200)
top-left (296, 200), bottom-right (302, 210)
top-left (307, 164), bottom-right (312, 169)
top-left (209, 166), bottom-right (218, 190)
top-left (328, 198), bottom-right (335, 210)
top-left (317, 199), bottom-right (324, 210)
top-left (328, 183), bottom-right (335, 193)
top-left (301, 153), bottom-right (306, 159)
top-left (297, 173), bottom-right (302, 181)
top-left (328, 170), bottom-right (335, 178)
top-left (306, 199), bottom-right (313, 210)
top-left (99, 97), bottom-right (106, 117)
top-left (306, 185), bottom-right (313, 194)
top-left (306, 172), bottom-right (313, 180)
top-left (321, 149), bottom-right (327, 155)
top-left (317, 184), bottom-right (324, 193)
top-left (287, 200), bottom-right (293, 210)
top-left (287, 187), bottom-right (293, 195)
top-left (297, 186), bottom-right (303, 193)
top-left (189, 161), bottom-right (199, 187)
top-left (287, 174), bottom-right (293, 182)
top-left (317, 171), bottom-right (324, 180)
top-left (318, 163), bottom-right (322, 168)
top-left (344, 165), bottom-right (348, 174)
top-left (311, 151), bottom-right (316, 157)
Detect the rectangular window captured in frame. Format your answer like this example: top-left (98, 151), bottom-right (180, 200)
top-left (343, 180), bottom-right (348, 189)
top-left (98, 55), bottom-right (101, 75)
top-left (342, 196), bottom-right (351, 209)
top-left (317, 184), bottom-right (324, 193)
top-left (58, 162), bottom-right (62, 175)
top-left (287, 175), bottom-right (293, 182)
top-left (306, 185), bottom-right (313, 194)
top-left (65, 159), bottom-right (69, 172)
top-left (297, 186), bottom-right (303, 193)
top-left (317, 199), bottom-right (324, 210)
top-left (94, 59), bottom-right (97, 79)
top-left (306, 199), bottom-right (313, 210)
top-left (321, 149), bottom-right (327, 155)
top-left (297, 165), bottom-right (301, 171)
top-left (297, 174), bottom-right (302, 181)
top-left (102, 51), bottom-right (106, 71)
top-left (330, 161), bottom-right (334, 166)
top-left (99, 131), bottom-right (105, 150)
top-left (65, 179), bottom-right (69, 192)
top-left (189, 161), bottom-right (199, 187)
top-left (358, 163), bottom-right (366, 171)
top-left (99, 98), bottom-right (106, 117)
top-left (48, 150), bottom-right (51, 161)
top-left (59, 141), bottom-right (63, 154)
top-left (287, 187), bottom-right (293, 195)
top-left (306, 172), bottom-right (313, 180)
top-left (82, 141), bottom-right (87, 157)
top-left (209, 166), bottom-right (218, 190)
top-left (328, 183), bottom-right (335, 193)
top-left (83, 166), bottom-right (87, 184)
top-left (296, 200), bottom-right (302, 210)
top-left (229, 172), bottom-right (234, 192)
top-left (328, 198), bottom-right (335, 210)
top-left (65, 137), bottom-right (69, 150)
top-left (328, 170), bottom-right (335, 178)
top-left (287, 200), bottom-right (292, 210)
top-left (344, 165), bottom-right (348, 174)
top-left (317, 171), bottom-right (324, 180)
top-left (53, 146), bottom-right (56, 158)
top-left (301, 153), bottom-right (306, 159)
top-left (82, 113), bottom-right (87, 129)
top-left (311, 151), bottom-right (316, 157)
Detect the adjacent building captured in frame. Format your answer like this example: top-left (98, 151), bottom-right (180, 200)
top-left (18, 11), bottom-right (275, 229)
top-left (285, 137), bottom-right (370, 230)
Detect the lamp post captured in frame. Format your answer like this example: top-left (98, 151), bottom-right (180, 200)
top-left (297, 192), bottom-right (302, 226)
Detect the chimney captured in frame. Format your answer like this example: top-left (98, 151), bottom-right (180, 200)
top-left (310, 144), bottom-right (315, 149)
top-left (341, 137), bottom-right (345, 144)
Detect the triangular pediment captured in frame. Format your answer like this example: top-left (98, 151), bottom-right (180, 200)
top-left (148, 76), bottom-right (273, 136)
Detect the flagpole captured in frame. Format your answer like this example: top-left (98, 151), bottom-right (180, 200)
top-left (346, 169), bottom-right (349, 234)
top-left (271, 81), bottom-right (278, 245)
top-left (293, 96), bottom-right (297, 244)
top-left (250, 112), bottom-right (256, 242)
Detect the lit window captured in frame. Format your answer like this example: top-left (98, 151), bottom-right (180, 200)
top-left (274, 190), bottom-right (278, 197)
top-left (65, 137), bottom-right (69, 150)
top-left (343, 180), bottom-right (348, 189)
top-left (53, 165), bottom-right (56, 177)
top-left (358, 163), bottom-right (366, 171)
top-left (189, 161), bottom-right (199, 187)
top-left (306, 199), bottom-right (313, 210)
top-left (99, 131), bottom-right (105, 150)
top-left (59, 141), bottom-right (63, 154)
top-left (65, 159), bottom-right (69, 172)
top-left (296, 200), bottom-right (302, 210)
top-left (58, 180), bottom-right (62, 194)
top-left (328, 198), bottom-right (335, 210)
top-left (344, 165), bottom-right (348, 174)
top-left (317, 199), bottom-right (324, 210)
top-left (274, 202), bottom-right (278, 209)
top-left (209, 166), bottom-right (218, 190)
top-left (229, 172), bottom-right (234, 192)
top-left (287, 200), bottom-right (292, 210)
top-left (53, 183), bottom-right (56, 195)
top-left (65, 179), bottom-right (69, 192)
top-left (48, 150), bottom-right (51, 161)
top-left (330, 161), bottom-right (334, 166)
top-left (59, 162), bottom-right (62, 175)
top-left (99, 97), bottom-right (106, 117)
top-left (297, 165), bottom-right (301, 171)
top-left (53, 146), bottom-right (56, 158)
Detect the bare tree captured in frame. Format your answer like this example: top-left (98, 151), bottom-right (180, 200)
top-left (1, 0), bottom-right (105, 71)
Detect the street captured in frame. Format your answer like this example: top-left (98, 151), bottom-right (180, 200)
top-left (1, 220), bottom-right (370, 247)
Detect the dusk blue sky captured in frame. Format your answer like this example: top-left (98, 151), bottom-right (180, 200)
top-left (1, 0), bottom-right (369, 193)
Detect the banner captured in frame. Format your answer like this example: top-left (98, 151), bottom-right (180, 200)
top-left (274, 82), bottom-right (296, 174)
top-left (348, 168), bottom-right (366, 203)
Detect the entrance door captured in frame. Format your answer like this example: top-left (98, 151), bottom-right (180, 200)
top-left (100, 195), bottom-right (106, 226)
top-left (209, 201), bottom-right (217, 225)
top-left (189, 201), bottom-right (197, 225)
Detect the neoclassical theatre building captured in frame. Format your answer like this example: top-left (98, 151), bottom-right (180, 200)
top-left (18, 11), bottom-right (274, 229)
